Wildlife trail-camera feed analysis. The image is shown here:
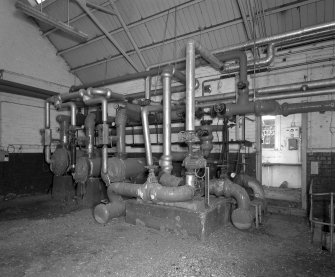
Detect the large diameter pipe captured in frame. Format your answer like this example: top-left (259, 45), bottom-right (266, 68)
top-left (193, 40), bottom-right (225, 71)
top-left (159, 69), bottom-right (173, 174)
top-left (209, 178), bottom-right (253, 230)
top-left (86, 87), bottom-right (126, 101)
top-left (186, 40), bottom-right (196, 132)
top-left (141, 105), bottom-right (162, 166)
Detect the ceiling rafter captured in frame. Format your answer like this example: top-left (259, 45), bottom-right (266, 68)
top-left (74, 0), bottom-right (141, 72)
top-left (57, 0), bottom-right (203, 56)
top-left (236, 0), bottom-right (252, 40)
top-left (70, 0), bottom-right (319, 73)
top-left (109, 0), bottom-right (147, 68)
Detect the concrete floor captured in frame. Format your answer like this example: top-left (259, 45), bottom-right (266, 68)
top-left (0, 194), bottom-right (334, 277)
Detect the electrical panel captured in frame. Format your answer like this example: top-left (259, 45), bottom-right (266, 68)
top-left (286, 127), bottom-right (300, 138)
top-left (0, 150), bottom-right (9, 162)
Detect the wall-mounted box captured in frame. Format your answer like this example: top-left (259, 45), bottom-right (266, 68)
top-left (286, 127), bottom-right (300, 138)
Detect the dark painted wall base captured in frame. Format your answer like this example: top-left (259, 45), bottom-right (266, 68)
top-left (0, 153), bottom-right (53, 195)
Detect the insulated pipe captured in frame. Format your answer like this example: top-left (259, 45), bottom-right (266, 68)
top-left (186, 40), bottom-right (196, 132)
top-left (209, 178), bottom-right (253, 230)
top-left (115, 108), bottom-right (127, 159)
top-left (0, 79), bottom-right (57, 97)
top-left (107, 181), bottom-right (194, 203)
top-left (193, 40), bottom-right (225, 71)
top-left (83, 96), bottom-right (108, 174)
top-left (160, 68), bottom-right (173, 174)
top-left (145, 76), bottom-right (151, 99)
top-left (85, 113), bottom-right (96, 158)
top-left (281, 100), bottom-right (335, 116)
top-left (56, 115), bottom-right (70, 146)
top-left (141, 105), bottom-right (162, 166)
top-left (86, 87), bottom-right (126, 101)
top-left (232, 174), bottom-right (266, 200)
top-left (55, 102), bottom-right (77, 126)
top-left (257, 77), bottom-right (335, 95)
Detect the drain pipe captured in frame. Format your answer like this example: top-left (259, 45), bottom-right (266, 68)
top-left (210, 178), bottom-right (253, 230)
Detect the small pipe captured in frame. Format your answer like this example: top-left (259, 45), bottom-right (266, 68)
top-left (56, 102), bottom-right (77, 126)
top-left (141, 105), bottom-right (162, 166)
top-left (44, 101), bottom-right (51, 164)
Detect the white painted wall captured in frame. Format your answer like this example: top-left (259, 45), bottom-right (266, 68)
top-left (0, 0), bottom-right (80, 153)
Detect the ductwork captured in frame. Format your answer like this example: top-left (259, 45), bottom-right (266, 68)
top-left (232, 173), bottom-right (266, 202)
top-left (209, 178), bottom-right (253, 230)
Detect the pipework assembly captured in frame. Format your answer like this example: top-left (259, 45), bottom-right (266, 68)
top-left (43, 22), bottom-right (335, 238)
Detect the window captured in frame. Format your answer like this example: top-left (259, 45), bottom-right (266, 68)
top-left (35, 0), bottom-right (47, 4)
top-left (262, 115), bottom-right (276, 149)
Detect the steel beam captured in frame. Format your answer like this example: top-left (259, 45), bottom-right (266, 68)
top-left (74, 0), bottom-right (141, 72)
top-left (109, 0), bottom-right (147, 68)
top-left (236, 0), bottom-right (252, 40)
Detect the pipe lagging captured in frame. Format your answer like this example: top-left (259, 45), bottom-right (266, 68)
top-left (115, 108), bottom-right (127, 158)
top-left (85, 113), bottom-right (96, 158)
top-left (209, 178), bottom-right (253, 230)
top-left (86, 87), bottom-right (126, 101)
top-left (141, 105), bottom-right (163, 166)
top-left (160, 69), bottom-right (173, 174)
top-left (186, 40), bottom-right (196, 132)
top-left (108, 181), bottom-right (195, 203)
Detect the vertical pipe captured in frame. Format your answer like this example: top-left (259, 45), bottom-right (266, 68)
top-left (141, 105), bottom-right (162, 166)
top-left (44, 101), bottom-right (51, 164)
top-left (330, 193), bottom-right (334, 254)
top-left (186, 40), bottom-right (196, 132)
top-left (115, 108), bottom-right (127, 159)
top-left (255, 116), bottom-right (262, 183)
top-left (85, 113), bottom-right (96, 159)
top-left (145, 76), bottom-right (151, 99)
top-left (160, 69), bottom-right (173, 173)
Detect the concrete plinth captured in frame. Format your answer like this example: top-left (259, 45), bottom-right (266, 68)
top-left (52, 175), bottom-right (75, 201)
top-left (125, 197), bottom-right (232, 240)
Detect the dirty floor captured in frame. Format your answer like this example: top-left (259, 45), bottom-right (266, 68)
top-left (0, 194), bottom-right (334, 277)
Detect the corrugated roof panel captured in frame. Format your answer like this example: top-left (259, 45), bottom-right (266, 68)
top-left (47, 31), bottom-right (82, 50)
top-left (129, 25), bottom-right (153, 48)
top-left (94, 11), bottom-right (122, 31)
top-left (203, 0), bottom-right (219, 25)
top-left (307, 2), bottom-right (318, 27)
top-left (283, 9), bottom-right (293, 32)
top-left (316, 0), bottom-right (325, 24)
top-left (116, 0), bottom-right (142, 24)
top-left (299, 4), bottom-right (309, 27)
top-left (112, 31), bottom-right (134, 52)
top-left (235, 22), bottom-right (248, 42)
top-left (324, 0), bottom-right (334, 22)
top-left (291, 7), bottom-right (301, 30)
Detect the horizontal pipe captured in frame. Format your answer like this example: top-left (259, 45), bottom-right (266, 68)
top-left (56, 102), bottom-right (77, 126)
top-left (257, 77), bottom-right (335, 95)
top-left (83, 97), bottom-right (108, 122)
top-left (281, 100), bottom-right (335, 116)
top-left (193, 40), bottom-right (225, 71)
top-left (0, 84), bottom-right (54, 100)
top-left (86, 87), bottom-right (126, 101)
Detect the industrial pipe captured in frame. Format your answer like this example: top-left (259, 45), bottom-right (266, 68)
top-left (82, 96), bottom-right (108, 174)
top-left (186, 40), bottom-right (196, 132)
top-left (232, 173), bottom-right (266, 201)
top-left (159, 68), bottom-right (173, 174)
top-left (141, 105), bottom-right (162, 166)
top-left (209, 178), bottom-right (253, 230)
top-left (56, 115), bottom-right (70, 146)
top-left (115, 108), bottom-right (127, 159)
top-left (281, 100), bottom-right (335, 116)
top-left (85, 113), bottom-right (96, 158)
top-left (86, 87), bottom-right (126, 101)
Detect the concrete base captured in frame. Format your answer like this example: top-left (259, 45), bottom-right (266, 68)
top-left (125, 196), bottom-right (232, 240)
top-left (77, 177), bottom-right (107, 208)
